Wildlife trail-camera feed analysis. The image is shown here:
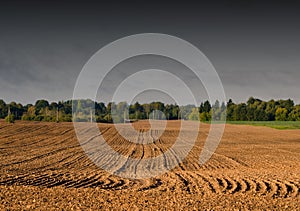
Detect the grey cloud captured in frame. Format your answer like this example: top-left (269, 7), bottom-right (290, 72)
top-left (0, 1), bottom-right (300, 104)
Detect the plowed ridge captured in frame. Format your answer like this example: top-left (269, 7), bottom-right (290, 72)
top-left (0, 120), bottom-right (300, 201)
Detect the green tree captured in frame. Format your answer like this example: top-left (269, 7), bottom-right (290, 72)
top-left (288, 105), bottom-right (300, 121)
top-left (188, 107), bottom-right (200, 121)
top-left (180, 105), bottom-right (195, 120)
top-left (278, 99), bottom-right (294, 112)
top-left (0, 99), bottom-right (7, 118)
top-left (21, 105), bottom-right (36, 121)
top-left (265, 100), bottom-right (276, 121)
top-left (200, 111), bottom-right (211, 122)
top-left (226, 99), bottom-right (235, 121)
top-left (212, 100), bottom-right (221, 121)
top-left (142, 103), bottom-right (151, 119)
top-left (5, 106), bottom-right (15, 123)
top-left (275, 107), bottom-right (288, 121)
top-left (5, 114), bottom-right (15, 123)
top-left (203, 100), bottom-right (212, 113)
top-left (232, 103), bottom-right (247, 121)
top-left (35, 100), bottom-right (49, 115)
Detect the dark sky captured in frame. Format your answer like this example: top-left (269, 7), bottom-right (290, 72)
top-left (0, 0), bottom-right (300, 105)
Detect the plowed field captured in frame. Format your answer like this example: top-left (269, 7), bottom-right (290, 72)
top-left (0, 120), bottom-right (299, 210)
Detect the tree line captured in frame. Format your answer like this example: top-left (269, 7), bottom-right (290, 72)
top-left (0, 97), bottom-right (299, 123)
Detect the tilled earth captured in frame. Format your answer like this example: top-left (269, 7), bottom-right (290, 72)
top-left (0, 120), bottom-right (299, 210)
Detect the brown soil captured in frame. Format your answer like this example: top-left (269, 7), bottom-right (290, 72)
top-left (0, 120), bottom-right (299, 210)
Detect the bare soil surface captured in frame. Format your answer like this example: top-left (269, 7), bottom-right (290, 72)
top-left (0, 120), bottom-right (299, 210)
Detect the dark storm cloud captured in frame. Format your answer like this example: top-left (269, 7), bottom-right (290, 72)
top-left (0, 0), bottom-right (299, 104)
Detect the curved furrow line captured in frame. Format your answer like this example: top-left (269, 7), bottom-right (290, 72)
top-left (138, 178), bottom-right (163, 191)
top-left (254, 179), bottom-right (268, 195)
top-left (17, 177), bottom-right (40, 186)
top-left (269, 179), bottom-right (299, 198)
top-left (0, 125), bottom-right (58, 143)
top-left (22, 125), bottom-right (69, 138)
top-left (113, 141), bottom-right (138, 177)
top-left (0, 131), bottom-right (41, 146)
top-left (188, 176), bottom-right (299, 197)
top-left (1, 134), bottom-right (75, 152)
top-left (1, 151), bottom-right (74, 170)
top-left (98, 126), bottom-right (111, 134)
top-left (62, 175), bottom-right (82, 188)
top-left (13, 176), bottom-right (39, 186)
top-left (11, 173), bottom-right (58, 187)
top-left (258, 180), bottom-right (272, 195)
top-left (208, 160), bottom-right (221, 170)
top-left (222, 177), bottom-right (233, 193)
top-left (0, 144), bottom-right (80, 168)
top-left (266, 179), bottom-right (286, 198)
top-left (73, 126), bottom-right (104, 147)
top-left (283, 182), bottom-right (295, 198)
top-left (0, 137), bottom-right (51, 150)
top-left (0, 123), bottom-right (11, 131)
top-left (59, 128), bottom-right (74, 136)
top-left (157, 135), bottom-right (184, 171)
top-left (23, 152), bottom-right (84, 173)
top-left (150, 133), bottom-right (168, 172)
top-left (183, 152), bottom-right (201, 171)
top-left (165, 145), bottom-right (183, 171)
top-left (81, 174), bottom-right (118, 188)
top-left (0, 125), bottom-right (40, 138)
top-left (175, 173), bottom-right (191, 194)
top-left (269, 180), bottom-right (281, 198)
top-left (64, 155), bottom-right (97, 171)
top-left (25, 174), bottom-right (65, 187)
top-left (62, 173), bottom-right (117, 189)
top-left (85, 180), bottom-right (105, 188)
top-left (194, 173), bottom-right (218, 194)
top-left (45, 173), bottom-right (69, 188)
top-left (100, 177), bottom-right (121, 190)
top-left (107, 177), bottom-right (131, 190)
top-left (70, 174), bottom-right (100, 188)
top-left (89, 176), bottom-right (132, 190)
top-left (224, 177), bottom-right (240, 194)
top-left (229, 178), bottom-right (243, 194)
top-left (208, 175), bottom-right (223, 194)
top-left (57, 153), bottom-right (90, 169)
top-left (75, 124), bottom-right (100, 136)
top-left (133, 130), bottom-right (146, 176)
top-left (0, 129), bottom-right (75, 155)
top-left (32, 175), bottom-right (59, 186)
top-left (32, 137), bottom-right (78, 151)
top-left (225, 156), bottom-right (249, 167)
top-left (110, 129), bottom-right (165, 178)
top-left (286, 181), bottom-right (300, 197)
top-left (97, 176), bottom-right (113, 187)
top-left (241, 178), bottom-right (254, 193)
top-left (263, 180), bottom-right (277, 195)
top-left (100, 128), bottom-right (136, 157)
top-left (216, 178), bottom-right (226, 192)
top-left (206, 161), bottom-right (218, 171)
top-left (0, 174), bottom-right (30, 185)
top-left (81, 158), bottom-right (100, 169)
top-left (78, 133), bottom-right (104, 149)
top-left (210, 153), bottom-right (248, 170)
top-left (183, 172), bottom-right (206, 194)
top-left (99, 128), bottom-right (119, 144)
top-left (213, 159), bottom-right (228, 170)
top-left (0, 173), bottom-right (112, 189)
top-left (102, 179), bottom-right (126, 190)
top-left (212, 177), bottom-right (255, 194)
top-left (0, 125), bottom-right (21, 137)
